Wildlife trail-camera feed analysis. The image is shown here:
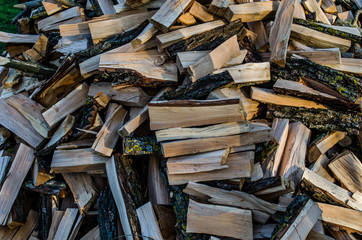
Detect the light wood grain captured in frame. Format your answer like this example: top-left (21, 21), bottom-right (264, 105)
top-left (225, 1), bottom-right (280, 22)
top-left (53, 208), bottom-right (78, 240)
top-left (137, 202), bottom-right (163, 240)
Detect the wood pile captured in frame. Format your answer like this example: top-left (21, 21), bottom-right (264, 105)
top-left (0, 0), bottom-right (361, 239)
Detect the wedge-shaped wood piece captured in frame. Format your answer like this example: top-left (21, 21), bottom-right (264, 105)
top-left (324, 58), bottom-right (362, 76)
top-left (300, 168), bottom-right (362, 211)
top-left (53, 208), bottom-right (78, 240)
top-left (99, 50), bottom-right (178, 87)
top-left (150, 0), bottom-right (195, 32)
top-left (47, 211), bottom-right (64, 240)
top-left (6, 94), bottom-right (50, 138)
top-left (0, 99), bottom-right (44, 148)
top-left (62, 173), bottom-right (98, 215)
top-left (188, 35), bottom-right (240, 81)
top-left (308, 131), bottom-right (346, 163)
top-left (287, 49), bottom-right (341, 65)
top-left (156, 122), bottom-right (250, 142)
top-left (12, 210), bottom-right (39, 240)
top-left (168, 151), bottom-right (253, 185)
top-left (222, 62), bottom-right (270, 84)
top-left (290, 24), bottom-right (351, 52)
top-left (0, 31), bottom-right (39, 43)
top-left (208, 0), bottom-right (232, 16)
top-left (131, 23), bottom-right (159, 49)
top-left (167, 150), bottom-right (229, 175)
top-left (273, 199), bottom-right (322, 240)
top-left (38, 7), bottom-right (84, 31)
top-left (184, 181), bottom-right (283, 224)
top-left (247, 21), bottom-right (268, 49)
top-left (89, 11), bottom-right (156, 43)
top-left (189, 1), bottom-right (219, 22)
top-left (269, 0), bottom-right (296, 67)
top-left (149, 98), bottom-right (246, 130)
top-left (47, 115), bottom-right (75, 148)
top-left (106, 157), bottom-right (134, 240)
top-left (161, 124), bottom-right (272, 157)
top-left (92, 105), bottom-right (128, 157)
top-left (0, 144), bottom-right (34, 224)
top-left (88, 82), bottom-right (150, 107)
top-left (279, 122), bottom-right (310, 185)
top-left (156, 20), bottom-right (226, 49)
top-left (310, 154), bottom-right (334, 182)
top-left (225, 1), bottom-right (280, 22)
top-left (136, 202), bottom-right (163, 240)
top-left (317, 203), bottom-right (362, 233)
top-left (251, 87), bottom-right (327, 109)
top-left (186, 199), bottom-right (253, 240)
top-left (302, 0), bottom-right (331, 24)
top-left (51, 148), bottom-right (110, 173)
top-left (328, 151), bottom-right (362, 193)
top-left (43, 1), bottom-right (63, 15)
top-left (148, 155), bottom-right (170, 205)
top-left (43, 83), bottom-right (89, 129)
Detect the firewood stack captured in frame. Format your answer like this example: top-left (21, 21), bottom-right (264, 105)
top-left (0, 0), bottom-right (361, 239)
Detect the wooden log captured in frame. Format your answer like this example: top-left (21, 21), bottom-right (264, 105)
top-left (251, 87), bottom-right (327, 109)
top-left (0, 226), bottom-right (18, 239)
top-left (0, 99), bottom-right (44, 148)
top-left (156, 122), bottom-right (250, 142)
top-left (118, 87), bottom-right (171, 137)
top-left (131, 23), bottom-right (159, 49)
top-left (0, 56), bottom-right (56, 77)
top-left (300, 168), bottom-right (362, 211)
top-left (37, 7), bottom-right (84, 31)
top-left (47, 211), bottom-right (64, 240)
top-left (184, 181), bottom-right (283, 224)
top-left (188, 35), bottom-right (240, 81)
top-left (308, 131), bottom-right (347, 163)
top-left (322, 0), bottom-right (337, 13)
top-left (136, 202), bottom-right (163, 240)
top-left (42, 1), bottom-right (63, 16)
top-left (328, 151), bottom-right (362, 193)
top-left (247, 21), bottom-right (268, 49)
top-left (302, 0), bottom-right (331, 24)
top-left (6, 94), bottom-right (50, 138)
top-left (269, 0), bottom-right (296, 67)
top-left (62, 173), bottom-right (98, 215)
top-left (167, 151), bottom-right (253, 185)
top-left (97, 188), bottom-right (118, 240)
top-left (43, 83), bottom-right (89, 129)
top-left (317, 203), bottom-right (362, 233)
top-left (150, 0), bottom-right (195, 33)
top-left (310, 154), bottom-right (334, 182)
top-left (161, 124), bottom-right (272, 157)
top-left (186, 199), bottom-right (253, 240)
top-left (149, 98), bottom-right (246, 130)
top-left (92, 105), bottom-right (128, 157)
top-left (148, 155), bottom-right (170, 205)
top-left (222, 62), bottom-right (271, 85)
top-left (51, 148), bottom-right (110, 173)
top-left (189, 1), bottom-right (219, 22)
top-left (0, 144), bottom-right (34, 225)
top-left (53, 208), bottom-right (78, 240)
top-left (12, 210), bottom-right (39, 240)
top-left (156, 20), bottom-right (226, 50)
top-left (208, 0), bottom-right (232, 16)
top-left (324, 58), bottom-right (362, 76)
top-left (0, 31), bottom-right (39, 44)
top-left (96, 0), bottom-right (116, 15)
top-left (225, 1), bottom-right (280, 22)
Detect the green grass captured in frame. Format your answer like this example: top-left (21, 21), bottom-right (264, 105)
top-left (0, 0), bottom-right (20, 52)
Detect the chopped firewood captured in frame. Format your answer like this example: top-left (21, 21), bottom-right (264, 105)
top-left (322, 0), bottom-right (337, 13)
top-left (150, 0), bottom-right (195, 33)
top-left (96, 0), bottom-right (116, 15)
top-left (219, 62), bottom-right (271, 85)
top-left (225, 2), bottom-right (280, 22)
top-left (186, 199), bottom-right (253, 240)
top-left (51, 148), bottom-right (110, 173)
top-left (0, 56), bottom-right (56, 77)
top-left (53, 208), bottom-right (79, 240)
top-left (97, 188), bottom-right (118, 240)
top-left (310, 154), bottom-right (334, 182)
top-left (47, 211), bottom-right (64, 240)
top-left (0, 144), bottom-right (34, 225)
top-left (37, 7), bottom-right (85, 32)
top-left (324, 58), bottom-right (362, 76)
top-left (189, 1), bottom-right (219, 22)
top-left (0, 31), bottom-right (39, 44)
top-left (161, 123), bottom-right (272, 157)
top-left (12, 210), bottom-right (39, 240)
top-left (338, 11), bottom-right (354, 22)
top-left (148, 155), bottom-right (170, 205)
top-left (178, 12), bottom-right (197, 26)
top-left (149, 98), bottom-right (246, 130)
top-left (300, 168), bottom-right (362, 211)
top-left (136, 202), bottom-right (163, 240)
top-left (328, 151), bottom-right (362, 193)
top-left (302, 0), bottom-right (331, 24)
top-left (42, 1), bottom-right (63, 16)
top-left (131, 23), bottom-right (159, 49)
top-left (247, 21), bottom-right (268, 50)
top-left (208, 0), bottom-right (232, 16)
top-left (156, 122), bottom-right (250, 142)
top-left (254, 224), bottom-right (277, 239)
top-left (308, 131), bottom-right (347, 163)
top-left (317, 203), bottom-right (362, 233)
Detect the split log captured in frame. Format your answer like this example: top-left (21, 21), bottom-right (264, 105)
top-left (328, 151), bottom-right (362, 193)
top-left (92, 105), bottom-right (128, 157)
top-left (62, 173), bottom-right (98, 215)
top-left (308, 131), bottom-right (347, 163)
top-left (96, 0), bottom-right (116, 15)
top-left (0, 31), bottom-right (39, 44)
top-left (247, 21), bottom-right (268, 50)
top-left (43, 83), bottom-right (90, 129)
top-left (42, 1), bottom-right (63, 15)
top-left (302, 0), bottom-right (331, 24)
top-left (189, 1), bottom-right (219, 22)
top-left (37, 7), bottom-right (84, 32)
top-left (156, 122), bottom-right (250, 142)
top-left (186, 199), bottom-right (253, 240)
top-left (208, 0), bottom-right (231, 16)
top-left (168, 151), bottom-right (253, 185)
top-left (251, 87), bottom-right (327, 109)
top-left (225, 2), bottom-right (280, 22)
top-left (161, 123), bottom-right (272, 157)
top-left (53, 208), bottom-right (78, 240)
top-left (12, 210), bottom-right (39, 240)
top-left (322, 0), bottom-right (337, 13)
top-left (310, 154), bottom-right (334, 182)
top-left (46, 115), bottom-right (75, 148)
top-left (0, 56), bottom-right (56, 77)
top-left (150, 0), bottom-right (195, 33)
top-left (131, 23), bottom-right (159, 49)
top-left (148, 155), bottom-right (170, 205)
top-left (136, 202), bottom-right (163, 240)
top-left (300, 168), bottom-right (362, 211)
top-left (221, 62), bottom-right (271, 85)
top-left (149, 98), bottom-right (246, 130)
top-left (98, 188), bottom-right (118, 240)
top-left (324, 58), bottom-right (362, 76)
top-left (47, 211), bottom-right (64, 240)
top-left (51, 148), bottom-right (110, 173)
top-left (269, 0), bottom-right (296, 67)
